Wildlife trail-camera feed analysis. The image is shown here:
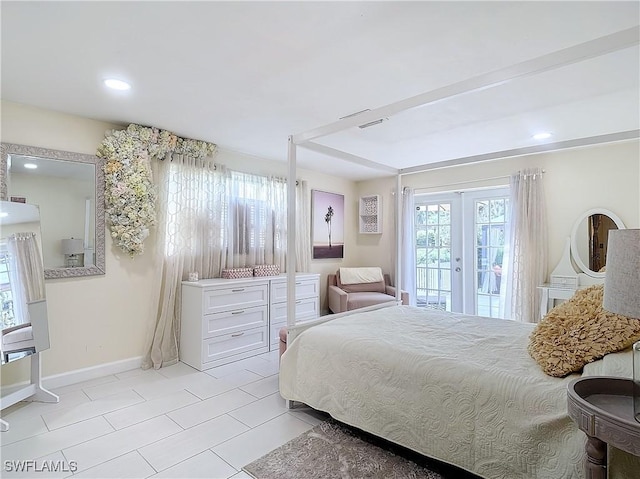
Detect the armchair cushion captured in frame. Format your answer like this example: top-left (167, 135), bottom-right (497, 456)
top-left (336, 269), bottom-right (385, 293)
top-left (2, 323), bottom-right (33, 344)
top-left (338, 267), bottom-right (384, 284)
top-left (346, 292), bottom-right (396, 310)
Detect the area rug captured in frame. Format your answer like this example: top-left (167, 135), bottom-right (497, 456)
top-left (243, 419), bottom-right (474, 479)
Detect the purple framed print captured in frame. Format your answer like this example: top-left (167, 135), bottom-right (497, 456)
top-left (312, 190), bottom-right (344, 259)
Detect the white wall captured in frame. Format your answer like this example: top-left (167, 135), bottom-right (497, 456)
top-left (357, 140), bottom-right (640, 290)
top-left (11, 173), bottom-right (94, 269)
top-left (1, 101), bottom-right (358, 385)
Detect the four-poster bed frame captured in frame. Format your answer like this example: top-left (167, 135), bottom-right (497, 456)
top-left (283, 25), bottom-right (640, 329)
top-left (278, 26), bottom-right (640, 479)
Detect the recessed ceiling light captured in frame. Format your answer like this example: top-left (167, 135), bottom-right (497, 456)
top-left (532, 132), bottom-right (552, 140)
top-left (24, 163), bottom-right (38, 169)
top-left (104, 78), bottom-right (131, 91)
top-left (0, 212), bottom-right (8, 218)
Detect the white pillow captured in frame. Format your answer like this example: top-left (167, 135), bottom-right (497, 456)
top-left (339, 267), bottom-right (384, 285)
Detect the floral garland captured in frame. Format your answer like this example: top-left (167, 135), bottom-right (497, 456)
top-left (97, 124), bottom-right (217, 257)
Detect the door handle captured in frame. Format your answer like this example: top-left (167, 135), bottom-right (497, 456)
top-left (455, 267), bottom-right (461, 272)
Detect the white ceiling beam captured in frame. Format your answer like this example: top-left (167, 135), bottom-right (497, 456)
top-left (299, 141), bottom-right (399, 174)
top-left (293, 26), bottom-right (640, 145)
top-left (399, 130), bottom-right (640, 176)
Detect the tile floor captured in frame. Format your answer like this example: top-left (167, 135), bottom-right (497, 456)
top-left (1, 350), bottom-right (326, 478)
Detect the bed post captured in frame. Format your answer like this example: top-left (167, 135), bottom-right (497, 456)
top-left (287, 136), bottom-right (297, 329)
top-left (396, 174), bottom-right (402, 303)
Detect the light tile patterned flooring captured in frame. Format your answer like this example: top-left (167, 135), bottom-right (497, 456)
top-left (1, 350), bottom-right (326, 478)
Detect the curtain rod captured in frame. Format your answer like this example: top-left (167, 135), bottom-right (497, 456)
top-left (413, 174), bottom-right (510, 193)
top-left (412, 169), bottom-right (545, 193)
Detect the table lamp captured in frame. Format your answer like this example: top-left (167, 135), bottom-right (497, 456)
top-left (61, 238), bottom-right (84, 268)
top-left (602, 229), bottom-right (640, 423)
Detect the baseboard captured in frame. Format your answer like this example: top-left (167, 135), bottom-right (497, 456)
top-left (42, 356), bottom-right (144, 390)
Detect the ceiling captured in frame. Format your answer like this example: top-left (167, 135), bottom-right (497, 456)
top-left (8, 154), bottom-right (94, 181)
top-left (2, 1), bottom-right (639, 181)
top-left (0, 201), bottom-right (40, 226)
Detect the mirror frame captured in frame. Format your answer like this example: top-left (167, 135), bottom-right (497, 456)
top-left (570, 207), bottom-right (625, 279)
top-left (0, 142), bottom-right (105, 278)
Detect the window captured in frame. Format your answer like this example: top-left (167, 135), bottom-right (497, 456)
top-left (163, 162), bottom-right (289, 274)
top-left (0, 245), bottom-right (16, 329)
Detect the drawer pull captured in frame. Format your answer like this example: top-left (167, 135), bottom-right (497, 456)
top-left (296, 282), bottom-right (302, 285)
top-left (231, 288), bottom-right (245, 292)
top-left (231, 332), bottom-right (245, 337)
top-left (296, 300), bottom-right (302, 304)
top-left (231, 310), bottom-right (245, 315)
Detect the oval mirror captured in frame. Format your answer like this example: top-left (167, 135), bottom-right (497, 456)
top-left (570, 208), bottom-right (625, 278)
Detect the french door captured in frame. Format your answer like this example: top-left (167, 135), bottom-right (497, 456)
top-left (414, 188), bottom-right (510, 318)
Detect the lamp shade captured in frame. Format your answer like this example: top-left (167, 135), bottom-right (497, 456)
top-left (61, 238), bottom-right (83, 255)
top-left (603, 229), bottom-right (640, 319)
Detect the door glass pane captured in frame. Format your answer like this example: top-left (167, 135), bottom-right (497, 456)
top-left (439, 226), bottom-right (450, 246)
top-left (415, 201), bottom-right (452, 311)
top-left (476, 200), bottom-right (489, 223)
top-left (439, 204), bottom-right (450, 225)
top-left (475, 196), bottom-right (509, 318)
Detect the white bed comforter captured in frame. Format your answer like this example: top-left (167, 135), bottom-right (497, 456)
top-left (279, 305), bottom-right (637, 479)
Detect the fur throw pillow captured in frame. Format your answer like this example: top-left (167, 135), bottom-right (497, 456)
top-left (528, 284), bottom-right (640, 377)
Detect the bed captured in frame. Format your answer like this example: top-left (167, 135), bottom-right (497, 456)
top-left (279, 304), bottom-right (638, 479)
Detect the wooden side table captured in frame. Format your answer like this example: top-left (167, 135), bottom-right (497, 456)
top-left (567, 376), bottom-right (640, 479)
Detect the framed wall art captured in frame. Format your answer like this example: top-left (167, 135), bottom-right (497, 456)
top-left (311, 190), bottom-right (344, 259)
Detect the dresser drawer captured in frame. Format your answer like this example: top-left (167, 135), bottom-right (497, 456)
top-left (270, 314), bottom-right (317, 346)
top-left (271, 279), bottom-right (319, 303)
top-left (202, 306), bottom-right (268, 339)
top-left (270, 296), bottom-right (319, 323)
top-left (203, 284), bottom-right (268, 314)
top-left (202, 326), bottom-right (268, 363)
top-left (270, 320), bottom-right (286, 345)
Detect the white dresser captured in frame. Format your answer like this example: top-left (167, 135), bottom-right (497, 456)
top-left (268, 275), bottom-right (320, 348)
top-left (180, 273), bottom-right (319, 371)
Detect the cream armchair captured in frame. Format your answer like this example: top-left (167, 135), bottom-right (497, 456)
top-left (328, 267), bottom-right (409, 313)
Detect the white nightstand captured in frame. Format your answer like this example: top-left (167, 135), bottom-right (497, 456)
top-left (538, 283), bottom-right (577, 319)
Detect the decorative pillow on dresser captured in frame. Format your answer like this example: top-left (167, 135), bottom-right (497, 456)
top-left (528, 284), bottom-right (640, 377)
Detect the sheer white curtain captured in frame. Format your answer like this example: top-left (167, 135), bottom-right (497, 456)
top-left (295, 180), bottom-right (311, 272)
top-left (142, 153), bottom-right (218, 369)
top-left (222, 170), bottom-right (287, 272)
top-left (402, 187), bottom-right (417, 306)
top-left (7, 233), bottom-right (46, 325)
top-left (143, 156), bottom-right (310, 369)
top-left (508, 168), bottom-right (547, 323)
top-left (498, 216), bottom-right (512, 320)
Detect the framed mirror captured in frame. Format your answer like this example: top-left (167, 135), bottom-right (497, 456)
top-left (0, 143), bottom-right (105, 278)
top-left (570, 208), bottom-right (625, 279)
top-left (0, 201), bottom-right (50, 364)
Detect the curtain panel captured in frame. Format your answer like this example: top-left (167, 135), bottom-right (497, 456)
top-left (508, 168), bottom-right (547, 323)
top-left (142, 154), bottom-right (311, 369)
top-left (401, 187), bottom-right (417, 306)
top-left (7, 233), bottom-right (45, 326)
